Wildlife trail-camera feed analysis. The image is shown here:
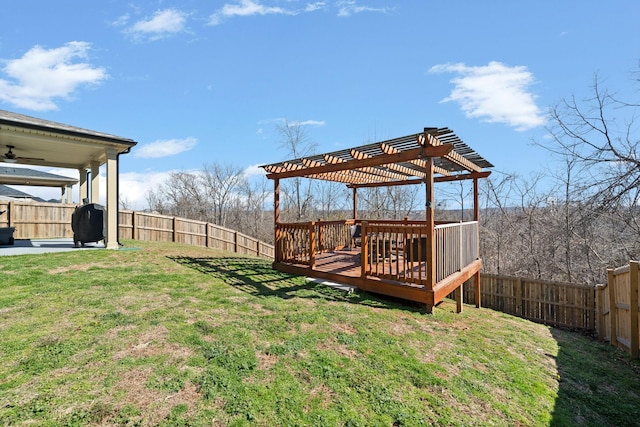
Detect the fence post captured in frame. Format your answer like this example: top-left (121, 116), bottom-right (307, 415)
top-left (608, 268), bottom-right (617, 347)
top-left (205, 223), bottom-right (210, 248)
top-left (596, 284), bottom-right (605, 340)
top-left (588, 286), bottom-right (596, 332)
top-left (172, 217), bottom-right (177, 242)
top-left (7, 201), bottom-right (14, 228)
top-left (256, 240), bottom-right (260, 257)
top-left (516, 277), bottom-right (523, 316)
top-left (234, 231), bottom-right (238, 254)
top-left (131, 211), bottom-right (137, 240)
top-left (630, 261), bottom-right (639, 358)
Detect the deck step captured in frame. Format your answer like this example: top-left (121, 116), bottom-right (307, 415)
top-left (306, 277), bottom-right (357, 293)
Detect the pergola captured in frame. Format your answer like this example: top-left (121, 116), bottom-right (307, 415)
top-left (262, 127), bottom-right (493, 313)
top-left (0, 109), bottom-right (137, 249)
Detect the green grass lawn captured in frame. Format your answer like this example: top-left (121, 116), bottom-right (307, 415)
top-left (0, 240), bottom-right (638, 426)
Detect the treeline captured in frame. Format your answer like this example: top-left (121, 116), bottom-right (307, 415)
top-left (144, 70), bottom-right (639, 286)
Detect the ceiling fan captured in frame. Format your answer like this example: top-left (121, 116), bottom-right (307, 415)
top-left (3, 145), bottom-right (44, 164)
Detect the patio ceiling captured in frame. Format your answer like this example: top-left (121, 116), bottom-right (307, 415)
top-left (261, 128), bottom-right (493, 187)
top-left (0, 110), bottom-right (136, 169)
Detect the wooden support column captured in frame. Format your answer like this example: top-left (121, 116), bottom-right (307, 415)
top-left (360, 222), bottom-right (369, 278)
top-left (456, 284), bottom-right (463, 313)
top-left (274, 178), bottom-right (280, 263)
top-left (425, 155), bottom-right (435, 314)
top-left (352, 187), bottom-right (358, 220)
top-left (473, 177), bottom-right (481, 308)
top-left (473, 178), bottom-right (479, 221)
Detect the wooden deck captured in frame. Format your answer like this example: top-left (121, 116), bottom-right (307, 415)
top-left (274, 246), bottom-right (482, 307)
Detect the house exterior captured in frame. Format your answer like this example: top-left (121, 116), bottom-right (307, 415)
top-left (0, 110), bottom-right (137, 249)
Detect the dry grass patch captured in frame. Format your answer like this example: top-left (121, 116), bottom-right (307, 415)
top-left (113, 325), bottom-right (194, 361)
top-left (113, 367), bottom-right (201, 426)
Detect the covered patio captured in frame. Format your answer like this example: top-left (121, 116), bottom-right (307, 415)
top-left (0, 110), bottom-right (137, 249)
top-left (261, 127), bottom-right (493, 313)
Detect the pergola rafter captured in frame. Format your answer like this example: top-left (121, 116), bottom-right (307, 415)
top-left (263, 128), bottom-right (491, 185)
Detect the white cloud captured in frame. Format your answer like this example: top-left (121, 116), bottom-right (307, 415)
top-left (306, 2), bottom-right (328, 12)
top-left (209, 0), bottom-right (296, 25)
top-left (243, 164), bottom-right (267, 178)
top-left (292, 119), bottom-right (326, 126)
top-left (208, 1), bottom-right (388, 25)
top-left (430, 61), bottom-right (545, 131)
top-left (118, 170), bottom-right (174, 209)
top-left (336, 1), bottom-right (390, 17)
top-left (126, 9), bottom-right (188, 41)
top-left (134, 137), bottom-right (198, 159)
top-left (0, 42), bottom-right (108, 111)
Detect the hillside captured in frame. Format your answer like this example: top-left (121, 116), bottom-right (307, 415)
top-left (1, 240), bottom-right (638, 426)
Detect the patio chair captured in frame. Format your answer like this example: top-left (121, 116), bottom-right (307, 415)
top-left (405, 236), bottom-right (428, 262)
top-left (350, 224), bottom-right (361, 247)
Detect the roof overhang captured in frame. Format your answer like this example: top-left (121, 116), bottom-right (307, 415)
top-left (0, 167), bottom-right (78, 188)
top-left (261, 127), bottom-right (493, 186)
top-left (0, 110), bottom-right (137, 169)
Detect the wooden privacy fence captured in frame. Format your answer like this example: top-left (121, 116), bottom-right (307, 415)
top-left (0, 200), bottom-right (76, 238)
top-left (596, 262), bottom-right (640, 358)
top-left (462, 273), bottom-right (597, 331)
top-left (0, 201), bottom-right (273, 258)
top-left (118, 210), bottom-right (274, 258)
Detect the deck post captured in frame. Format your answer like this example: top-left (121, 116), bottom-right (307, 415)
top-left (274, 178), bottom-right (280, 263)
top-left (473, 178), bottom-right (479, 222)
top-left (309, 221), bottom-right (316, 269)
top-left (360, 221), bottom-right (368, 278)
top-left (474, 271), bottom-right (481, 308)
top-left (472, 178), bottom-right (481, 308)
top-left (424, 149), bottom-right (436, 313)
top-left (456, 284), bottom-right (463, 313)
top-left (352, 187), bottom-right (358, 220)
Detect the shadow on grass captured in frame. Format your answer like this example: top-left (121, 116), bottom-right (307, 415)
top-left (169, 255), bottom-right (425, 313)
top-left (549, 328), bottom-right (640, 426)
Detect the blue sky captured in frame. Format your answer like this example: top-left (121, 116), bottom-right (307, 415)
top-left (1, 1), bottom-right (638, 208)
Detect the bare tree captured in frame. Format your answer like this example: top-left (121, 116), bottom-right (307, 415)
top-left (277, 119), bottom-right (317, 221)
top-left (546, 73), bottom-right (640, 210)
top-left (153, 171), bottom-right (209, 220)
top-left (201, 163), bottom-right (246, 227)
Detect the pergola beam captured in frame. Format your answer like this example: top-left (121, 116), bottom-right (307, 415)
top-left (266, 144), bottom-right (453, 180)
top-left (346, 171), bottom-right (492, 189)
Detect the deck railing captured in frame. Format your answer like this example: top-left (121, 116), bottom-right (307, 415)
top-left (314, 219), bottom-right (354, 253)
top-left (275, 219), bottom-right (480, 287)
top-left (435, 221), bottom-right (479, 282)
top-left (361, 220), bottom-right (479, 286)
top-left (275, 219), bottom-right (355, 265)
top-left (275, 222), bottom-right (312, 265)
